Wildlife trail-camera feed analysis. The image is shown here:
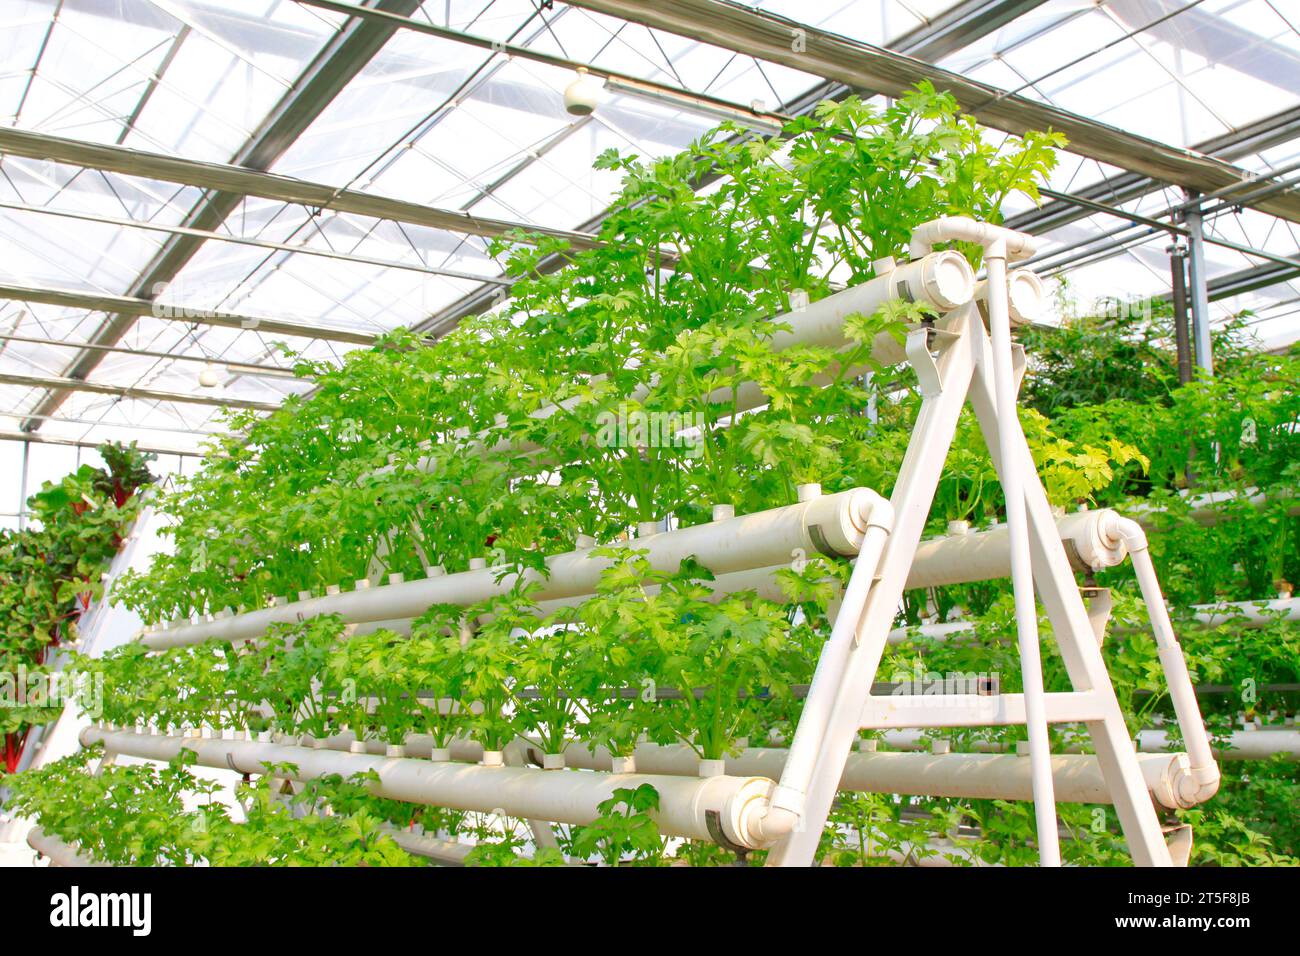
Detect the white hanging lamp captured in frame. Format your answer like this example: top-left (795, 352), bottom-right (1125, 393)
top-left (564, 67), bottom-right (601, 116)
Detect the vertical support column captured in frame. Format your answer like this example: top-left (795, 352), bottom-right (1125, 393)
top-left (17, 438), bottom-right (31, 531)
top-left (985, 240), bottom-right (1060, 867)
top-left (1167, 242), bottom-right (1193, 386)
top-left (1183, 192), bottom-right (1213, 375)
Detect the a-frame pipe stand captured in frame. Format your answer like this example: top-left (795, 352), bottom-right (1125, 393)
top-left (766, 301), bottom-right (1184, 867)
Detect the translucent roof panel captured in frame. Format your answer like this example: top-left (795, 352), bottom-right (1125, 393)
top-left (6, 0), bottom-right (343, 162)
top-left (0, 0), bottom-right (1297, 456)
top-left (0, 160), bottom-right (204, 291)
top-left (533, 3), bottom-right (821, 109)
top-left (743, 0), bottom-right (981, 49)
top-left (942, 0), bottom-right (1300, 149)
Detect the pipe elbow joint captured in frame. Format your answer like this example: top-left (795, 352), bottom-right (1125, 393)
top-left (1175, 762), bottom-right (1222, 808)
top-left (747, 804), bottom-right (800, 845)
top-left (908, 217), bottom-right (1041, 262)
top-left (743, 783), bottom-right (803, 845)
top-left (1190, 763), bottom-right (1222, 804)
top-left (1103, 512), bottom-right (1150, 554)
top-left (857, 490), bottom-right (896, 535)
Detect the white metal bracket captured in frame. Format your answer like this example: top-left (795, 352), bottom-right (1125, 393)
top-left (1082, 586), bottom-right (1114, 646)
top-left (905, 327), bottom-right (942, 397)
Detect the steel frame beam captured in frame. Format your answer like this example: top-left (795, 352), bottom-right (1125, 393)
top-left (1204, 255), bottom-right (1300, 302)
top-left (0, 125), bottom-right (603, 258)
top-left (0, 430), bottom-right (209, 459)
top-left (1007, 105), bottom-right (1300, 236)
top-left (293, 0), bottom-right (795, 132)
top-left (0, 332), bottom-right (305, 380)
top-left (0, 372), bottom-right (281, 412)
top-left (0, 281), bottom-right (378, 345)
top-left (0, 199), bottom-right (513, 285)
top-left (560, 0), bottom-right (1300, 222)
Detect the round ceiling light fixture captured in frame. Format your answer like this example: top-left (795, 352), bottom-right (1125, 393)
top-left (564, 67), bottom-right (602, 116)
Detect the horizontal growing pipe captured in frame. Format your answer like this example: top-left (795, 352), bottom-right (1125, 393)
top-left (1189, 597), bottom-right (1299, 628)
top-left (81, 727), bottom-right (782, 850)
top-left (144, 503), bottom-right (1124, 650)
top-left (27, 820), bottom-right (472, 869)
top-left (562, 744), bottom-right (1199, 812)
top-left (880, 728), bottom-right (1300, 761)
top-left (905, 509), bottom-right (1130, 588)
top-left (295, 731), bottom-right (1202, 811)
top-left (141, 488), bottom-right (886, 648)
top-left (888, 598), bottom-right (1300, 645)
top-left (27, 827), bottom-right (107, 868)
top-left (388, 250), bottom-right (987, 472)
top-left (1130, 486), bottom-right (1300, 529)
top-left (384, 826), bottom-right (475, 866)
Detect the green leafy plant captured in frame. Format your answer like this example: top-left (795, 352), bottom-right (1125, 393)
top-left (0, 442), bottom-right (153, 772)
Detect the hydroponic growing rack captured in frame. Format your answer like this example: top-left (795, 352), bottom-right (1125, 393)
top-left (27, 218), bottom-right (1229, 868)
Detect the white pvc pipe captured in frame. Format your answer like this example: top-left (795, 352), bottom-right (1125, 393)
top-left (548, 741), bottom-right (1199, 811)
top-left (1135, 727), bottom-right (1300, 761)
top-left (387, 251), bottom-right (978, 471)
top-left (301, 728), bottom-right (1206, 812)
top-left (880, 728), bottom-right (1300, 761)
top-left (29, 819), bottom-right (477, 869)
top-left (1128, 486), bottom-right (1300, 529)
top-left (765, 251), bottom-right (975, 358)
top-left (975, 269), bottom-right (1046, 326)
top-left (82, 727), bottom-right (782, 851)
top-left (909, 216), bottom-right (1041, 262)
top-left (1190, 596), bottom-right (1299, 628)
top-left (143, 488), bottom-right (884, 649)
top-left (891, 597), bottom-right (1300, 644)
top-left (983, 234), bottom-right (1060, 866)
top-left (383, 826), bottom-right (475, 866)
top-left (346, 509), bottom-right (1134, 640)
top-left (887, 620), bottom-right (976, 644)
top-left (27, 827), bottom-right (107, 867)
top-left (1102, 514), bottom-right (1221, 804)
top-left (906, 509), bottom-right (1129, 589)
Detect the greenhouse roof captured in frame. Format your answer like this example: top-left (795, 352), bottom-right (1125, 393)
top-left (0, 0), bottom-right (1298, 460)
